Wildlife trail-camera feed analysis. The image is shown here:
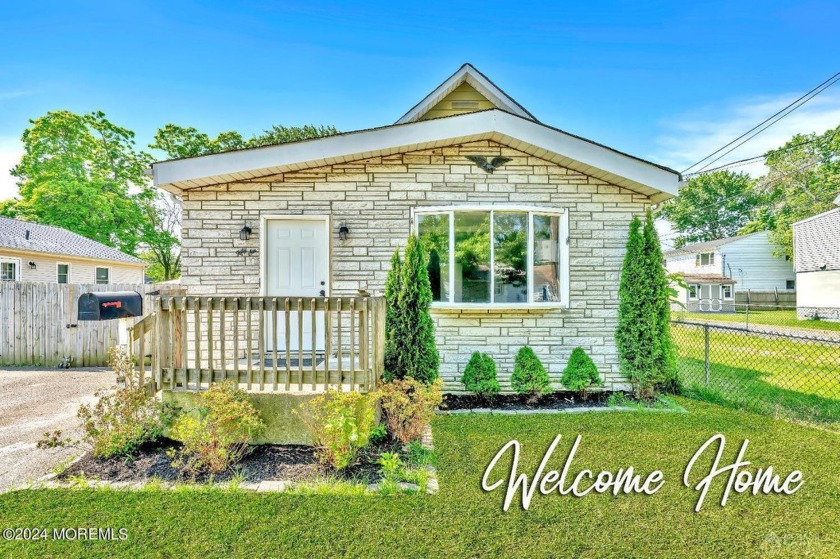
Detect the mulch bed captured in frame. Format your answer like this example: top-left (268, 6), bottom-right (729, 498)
top-left (441, 391), bottom-right (613, 411)
top-left (59, 437), bottom-right (403, 485)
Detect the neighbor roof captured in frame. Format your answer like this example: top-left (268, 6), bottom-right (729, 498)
top-left (0, 217), bottom-right (145, 265)
top-left (663, 232), bottom-right (763, 258)
top-left (681, 273), bottom-right (737, 284)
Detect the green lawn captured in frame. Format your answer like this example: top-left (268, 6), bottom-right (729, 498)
top-left (1, 400), bottom-right (838, 558)
top-left (673, 309), bottom-right (840, 334)
top-left (672, 323), bottom-right (840, 429)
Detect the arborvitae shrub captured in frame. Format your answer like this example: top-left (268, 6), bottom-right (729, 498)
top-left (561, 347), bottom-right (602, 399)
top-left (510, 346), bottom-right (551, 403)
top-left (461, 352), bottom-right (500, 398)
top-left (383, 249), bottom-right (402, 379)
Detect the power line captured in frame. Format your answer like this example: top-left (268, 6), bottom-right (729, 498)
top-left (683, 134), bottom-right (827, 177)
top-left (682, 71), bottom-right (840, 174)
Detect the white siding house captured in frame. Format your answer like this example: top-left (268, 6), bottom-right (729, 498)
top-left (664, 231), bottom-right (795, 312)
top-left (793, 200), bottom-right (840, 321)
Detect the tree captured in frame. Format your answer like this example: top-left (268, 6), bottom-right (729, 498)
top-left (616, 211), bottom-right (677, 397)
top-left (657, 170), bottom-right (761, 248)
top-left (151, 123), bottom-right (339, 159)
top-left (461, 352), bottom-right (500, 399)
top-left (746, 126), bottom-right (840, 258)
top-left (385, 236), bottom-right (439, 383)
top-left (511, 346), bottom-right (551, 403)
top-left (7, 110), bottom-right (153, 254)
top-left (140, 192), bottom-right (181, 282)
top-left (383, 248), bottom-right (403, 378)
top-left (561, 347), bottom-right (601, 399)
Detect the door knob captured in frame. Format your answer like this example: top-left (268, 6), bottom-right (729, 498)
top-left (320, 281), bottom-right (325, 285)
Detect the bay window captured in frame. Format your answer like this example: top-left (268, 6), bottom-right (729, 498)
top-left (415, 207), bottom-right (568, 307)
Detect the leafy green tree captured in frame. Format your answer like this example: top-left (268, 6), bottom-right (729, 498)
top-left (561, 347), bottom-right (601, 399)
top-left (511, 346), bottom-right (551, 403)
top-left (657, 170), bottom-right (761, 248)
top-left (461, 352), bottom-right (500, 398)
top-left (616, 211), bottom-right (677, 397)
top-left (383, 249), bottom-right (403, 378)
top-left (8, 110), bottom-right (153, 254)
top-left (746, 126), bottom-right (840, 258)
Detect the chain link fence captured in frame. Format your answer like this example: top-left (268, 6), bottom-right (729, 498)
top-left (671, 320), bottom-right (840, 430)
top-left (672, 303), bottom-right (840, 339)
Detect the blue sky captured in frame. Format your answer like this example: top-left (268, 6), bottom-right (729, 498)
top-left (2, 1), bottom-right (840, 199)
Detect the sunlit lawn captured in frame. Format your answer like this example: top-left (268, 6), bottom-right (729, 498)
top-left (674, 309), bottom-right (840, 334)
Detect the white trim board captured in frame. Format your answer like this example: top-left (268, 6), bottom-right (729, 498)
top-left (153, 110), bottom-right (680, 202)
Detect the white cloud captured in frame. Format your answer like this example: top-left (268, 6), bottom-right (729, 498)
top-left (654, 90), bottom-right (840, 178)
top-left (0, 137), bottom-right (22, 200)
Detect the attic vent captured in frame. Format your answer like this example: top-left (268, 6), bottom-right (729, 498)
top-left (451, 100), bottom-right (479, 109)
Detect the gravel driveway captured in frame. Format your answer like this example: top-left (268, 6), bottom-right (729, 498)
top-left (0, 368), bottom-right (113, 492)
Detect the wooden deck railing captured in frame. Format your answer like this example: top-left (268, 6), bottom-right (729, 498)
top-left (129, 296), bottom-right (385, 393)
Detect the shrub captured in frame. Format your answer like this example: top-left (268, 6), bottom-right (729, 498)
top-left (616, 211), bottom-right (677, 398)
top-left (169, 381), bottom-right (265, 475)
top-left (510, 346), bottom-right (551, 403)
top-left (299, 389), bottom-right (378, 470)
top-left (39, 347), bottom-right (173, 459)
top-left (561, 347), bottom-right (602, 399)
top-left (384, 235), bottom-right (440, 383)
top-left (379, 377), bottom-right (443, 444)
top-left (461, 352), bottom-right (500, 399)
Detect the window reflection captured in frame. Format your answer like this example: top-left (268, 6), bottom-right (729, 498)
top-left (454, 213), bottom-right (491, 303)
top-left (532, 214), bottom-right (561, 302)
top-left (417, 213), bottom-right (450, 302)
top-left (493, 212), bottom-right (528, 303)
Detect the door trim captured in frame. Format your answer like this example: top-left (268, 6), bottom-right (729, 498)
top-left (259, 215), bottom-right (331, 297)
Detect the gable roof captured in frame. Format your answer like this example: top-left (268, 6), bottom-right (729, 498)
top-left (0, 217), bottom-right (145, 265)
top-left (396, 63), bottom-right (538, 124)
top-left (662, 232), bottom-right (764, 258)
top-left (153, 109), bottom-right (681, 202)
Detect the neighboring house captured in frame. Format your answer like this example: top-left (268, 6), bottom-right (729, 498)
top-left (151, 63), bottom-right (681, 391)
top-left (0, 217), bottom-right (145, 284)
top-left (793, 197), bottom-right (840, 321)
top-left (663, 231), bottom-right (795, 312)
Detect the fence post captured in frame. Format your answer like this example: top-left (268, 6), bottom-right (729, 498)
top-left (703, 324), bottom-right (710, 387)
top-left (745, 303), bottom-right (749, 330)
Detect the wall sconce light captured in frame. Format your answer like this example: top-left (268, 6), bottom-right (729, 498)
top-left (239, 225), bottom-right (252, 241)
top-left (338, 222), bottom-right (350, 241)
top-left (28, 261), bottom-right (36, 269)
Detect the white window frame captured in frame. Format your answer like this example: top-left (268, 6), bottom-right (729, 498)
top-left (0, 257), bottom-right (21, 282)
top-left (721, 284), bottom-right (732, 299)
top-left (687, 284), bottom-right (699, 300)
top-left (95, 266), bottom-right (110, 285)
top-left (696, 252), bottom-right (715, 266)
top-left (56, 262), bottom-right (70, 284)
top-left (411, 205), bottom-right (569, 309)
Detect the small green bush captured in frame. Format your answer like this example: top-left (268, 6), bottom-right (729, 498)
top-left (561, 347), bottom-right (602, 399)
top-left (510, 346), bottom-right (551, 403)
top-left (380, 377), bottom-right (443, 444)
top-left (299, 389), bottom-right (378, 470)
top-left (169, 381), bottom-right (265, 475)
top-left (461, 352), bottom-right (500, 399)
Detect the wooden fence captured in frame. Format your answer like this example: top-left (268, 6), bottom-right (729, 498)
top-left (0, 282), bottom-right (179, 367)
top-left (130, 295), bottom-right (386, 394)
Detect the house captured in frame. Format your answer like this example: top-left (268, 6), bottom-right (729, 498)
top-left (150, 63), bottom-right (681, 392)
top-left (0, 217), bottom-right (145, 284)
top-left (663, 231), bottom-right (795, 312)
top-left (793, 197), bottom-right (840, 322)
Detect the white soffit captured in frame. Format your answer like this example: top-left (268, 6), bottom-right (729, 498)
top-left (152, 110), bottom-right (680, 201)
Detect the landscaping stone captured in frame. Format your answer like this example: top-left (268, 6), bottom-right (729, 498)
top-left (257, 480), bottom-right (289, 492)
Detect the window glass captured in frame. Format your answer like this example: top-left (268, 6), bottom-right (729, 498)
top-left (95, 267), bottom-right (109, 285)
top-left (722, 285), bottom-right (732, 299)
top-left (417, 213), bottom-right (450, 302)
top-left (786, 280), bottom-right (795, 290)
top-left (688, 285), bottom-right (698, 299)
top-left (532, 214), bottom-right (561, 302)
top-left (493, 212), bottom-right (528, 303)
top-left (57, 264), bottom-right (69, 284)
top-left (699, 253), bottom-right (715, 266)
top-left (454, 212), bottom-right (490, 303)
top-left (1, 262), bottom-right (16, 281)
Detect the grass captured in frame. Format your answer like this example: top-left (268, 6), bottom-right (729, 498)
top-left (672, 323), bottom-right (840, 429)
top-left (674, 309), bottom-right (840, 334)
top-left (1, 400), bottom-right (838, 558)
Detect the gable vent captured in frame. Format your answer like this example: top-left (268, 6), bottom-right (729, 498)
top-left (451, 100), bottom-right (479, 109)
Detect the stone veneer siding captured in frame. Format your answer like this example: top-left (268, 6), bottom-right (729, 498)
top-left (181, 140), bottom-right (653, 392)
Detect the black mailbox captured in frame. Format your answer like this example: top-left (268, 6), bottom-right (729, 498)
top-left (78, 291), bottom-right (143, 321)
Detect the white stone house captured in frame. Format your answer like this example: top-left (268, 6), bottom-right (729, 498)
top-left (151, 64), bottom-right (680, 391)
top-left (664, 231), bottom-right (795, 312)
top-left (793, 197), bottom-right (840, 321)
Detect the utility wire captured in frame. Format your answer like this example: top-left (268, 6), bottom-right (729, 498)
top-left (682, 71), bottom-right (840, 175)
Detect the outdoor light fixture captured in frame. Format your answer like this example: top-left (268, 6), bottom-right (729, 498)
top-left (338, 222), bottom-right (350, 241)
top-left (28, 261), bottom-right (36, 269)
top-left (239, 225), bottom-right (252, 241)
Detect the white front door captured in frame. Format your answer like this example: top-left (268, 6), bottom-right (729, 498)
top-left (264, 218), bottom-right (328, 352)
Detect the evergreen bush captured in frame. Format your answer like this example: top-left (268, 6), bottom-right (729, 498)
top-left (461, 352), bottom-right (500, 398)
top-left (383, 248), bottom-right (402, 378)
top-left (561, 347), bottom-right (601, 399)
top-left (510, 346), bottom-right (551, 403)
